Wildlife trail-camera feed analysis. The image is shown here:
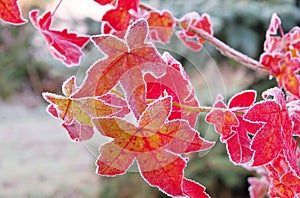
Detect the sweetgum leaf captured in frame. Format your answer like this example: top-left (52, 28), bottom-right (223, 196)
top-left (260, 13), bottom-right (300, 97)
top-left (244, 88), bottom-right (298, 172)
top-left (43, 76), bottom-right (122, 141)
top-left (287, 99), bottom-right (300, 136)
top-left (261, 52), bottom-right (300, 97)
top-left (245, 101), bottom-right (282, 167)
top-left (119, 67), bottom-right (147, 118)
top-left (182, 179), bottom-right (209, 198)
top-left (145, 52), bottom-right (200, 128)
top-left (72, 19), bottom-right (167, 118)
top-left (102, 0), bottom-right (139, 31)
top-left (92, 96), bottom-right (213, 197)
top-left (206, 91), bottom-right (260, 164)
top-left (62, 119), bottom-right (94, 142)
top-left (147, 10), bottom-right (175, 44)
top-left (0, 0), bottom-right (27, 25)
top-left (205, 95), bottom-right (239, 142)
top-left (226, 118), bottom-right (256, 164)
top-left (226, 90), bottom-right (260, 164)
top-left (176, 12), bottom-right (213, 51)
top-left (29, 10), bottom-right (90, 66)
top-left (98, 93), bottom-right (130, 117)
top-left (266, 153), bottom-right (300, 197)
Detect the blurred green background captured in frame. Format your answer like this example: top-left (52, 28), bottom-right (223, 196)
top-left (1, 0), bottom-right (300, 197)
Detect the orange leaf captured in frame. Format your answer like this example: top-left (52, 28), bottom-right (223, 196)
top-left (92, 96), bottom-right (213, 197)
top-left (147, 10), bottom-right (175, 43)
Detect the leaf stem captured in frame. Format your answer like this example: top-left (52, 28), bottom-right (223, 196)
top-left (187, 26), bottom-right (268, 72)
top-left (172, 101), bottom-right (246, 115)
top-left (110, 88), bottom-right (246, 115)
top-left (52, 0), bottom-right (64, 17)
top-left (139, 3), bottom-right (269, 73)
top-left (110, 89), bottom-right (125, 98)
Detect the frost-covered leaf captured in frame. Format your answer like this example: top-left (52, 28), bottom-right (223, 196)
top-left (206, 95), bottom-right (239, 142)
top-left (102, 0), bottom-right (139, 31)
top-left (29, 10), bottom-right (90, 66)
top-left (0, 0), bottom-right (27, 25)
top-left (244, 88), bottom-right (298, 173)
top-left (176, 12), bottom-right (213, 51)
top-left (73, 19), bottom-right (167, 118)
top-left (206, 91), bottom-right (259, 164)
top-left (287, 99), bottom-right (300, 136)
top-left (92, 96), bottom-right (213, 197)
top-left (147, 10), bottom-right (175, 43)
top-left (145, 52), bottom-right (200, 127)
top-left (260, 13), bottom-right (300, 97)
top-left (266, 153), bottom-right (300, 197)
top-left (62, 119), bottom-right (94, 142)
top-left (43, 76), bottom-right (121, 141)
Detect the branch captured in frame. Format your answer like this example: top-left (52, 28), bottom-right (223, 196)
top-left (188, 26), bottom-right (268, 72)
top-left (139, 3), bottom-right (269, 73)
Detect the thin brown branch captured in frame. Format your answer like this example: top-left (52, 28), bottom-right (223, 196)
top-left (188, 26), bottom-right (268, 72)
top-left (139, 3), bottom-right (269, 73)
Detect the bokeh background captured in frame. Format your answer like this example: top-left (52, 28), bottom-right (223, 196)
top-left (1, 0), bottom-right (300, 197)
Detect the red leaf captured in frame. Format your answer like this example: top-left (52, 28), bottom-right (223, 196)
top-left (266, 153), bottom-right (300, 197)
top-left (102, 0), bottom-right (139, 31)
top-left (0, 0), bottom-right (27, 25)
top-left (62, 119), bottom-right (94, 142)
top-left (182, 179), bottom-right (209, 198)
top-left (206, 91), bottom-right (259, 164)
top-left (176, 12), bottom-right (213, 51)
top-left (260, 13), bottom-right (300, 97)
top-left (118, 0), bottom-right (139, 11)
top-left (226, 118), bottom-right (256, 164)
top-left (138, 152), bottom-right (187, 196)
top-left (264, 13), bottom-right (282, 53)
top-left (147, 10), bottom-right (175, 43)
top-left (145, 52), bottom-right (200, 127)
top-left (72, 19), bottom-right (167, 118)
top-left (228, 90), bottom-right (256, 109)
top-left (93, 0), bottom-right (114, 5)
top-left (119, 67), bottom-right (147, 118)
top-left (29, 10), bottom-right (90, 66)
top-left (227, 91), bottom-right (260, 164)
top-left (281, 172), bottom-right (300, 194)
top-left (92, 97), bottom-right (213, 196)
top-left (206, 95), bottom-right (239, 142)
top-left (244, 88), bottom-right (298, 169)
top-left (47, 104), bottom-right (59, 118)
top-left (287, 99), bottom-right (300, 136)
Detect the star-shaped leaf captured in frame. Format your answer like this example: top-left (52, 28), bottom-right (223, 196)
top-left (72, 19), bottom-right (167, 118)
top-left (206, 91), bottom-right (260, 164)
top-left (43, 76), bottom-right (122, 141)
top-left (92, 96), bottom-right (214, 197)
top-left (245, 88), bottom-right (298, 173)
